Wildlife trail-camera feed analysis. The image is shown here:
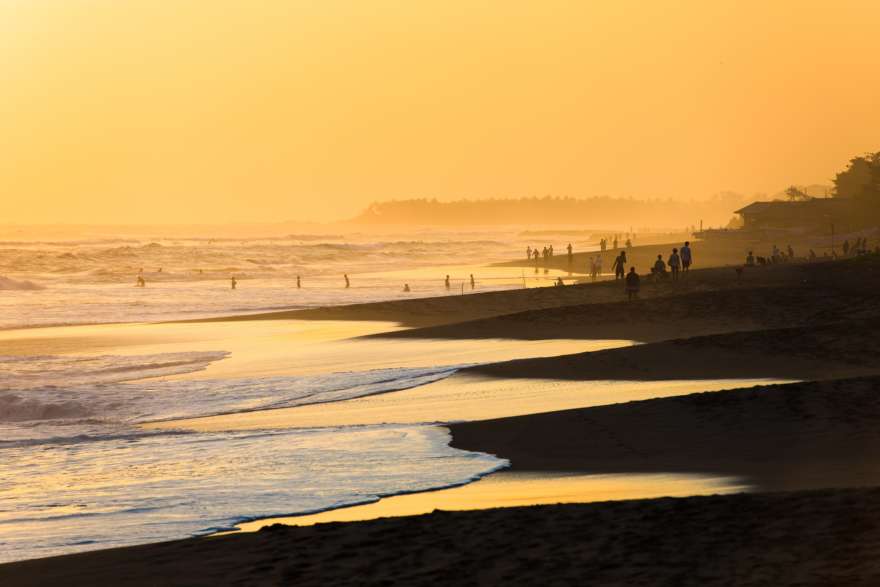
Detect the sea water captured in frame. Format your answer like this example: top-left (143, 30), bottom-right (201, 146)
top-left (0, 351), bottom-right (504, 562)
top-left (0, 232), bottom-right (589, 329)
top-left (0, 230), bottom-right (595, 562)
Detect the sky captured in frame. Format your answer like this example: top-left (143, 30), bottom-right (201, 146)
top-left (1, 0), bottom-right (878, 224)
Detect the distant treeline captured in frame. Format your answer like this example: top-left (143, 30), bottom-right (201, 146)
top-left (352, 196), bottom-right (745, 228)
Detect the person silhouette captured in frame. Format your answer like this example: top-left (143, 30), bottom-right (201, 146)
top-left (445, 275), bottom-right (451, 290)
top-left (470, 274), bottom-right (475, 289)
top-left (625, 267), bottom-right (640, 301)
top-left (612, 253), bottom-right (625, 280)
top-left (668, 248), bottom-right (681, 281)
top-left (653, 254), bottom-right (667, 280)
top-left (681, 241), bottom-right (693, 272)
top-left (403, 283), bottom-right (411, 292)
top-left (296, 275), bottom-right (301, 289)
top-left (344, 274), bottom-right (350, 288)
top-left (231, 276), bottom-right (237, 289)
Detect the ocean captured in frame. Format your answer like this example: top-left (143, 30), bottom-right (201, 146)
top-left (0, 230), bottom-right (592, 562)
top-left (0, 231), bottom-right (590, 329)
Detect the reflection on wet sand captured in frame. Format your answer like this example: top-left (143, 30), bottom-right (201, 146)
top-left (233, 470), bottom-right (748, 532)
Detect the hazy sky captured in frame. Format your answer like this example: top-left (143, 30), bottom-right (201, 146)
top-left (2, 0), bottom-right (878, 224)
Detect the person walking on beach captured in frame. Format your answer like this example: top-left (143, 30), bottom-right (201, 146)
top-left (567, 243), bottom-right (573, 264)
top-left (746, 251), bottom-right (755, 266)
top-left (470, 274), bottom-right (475, 289)
top-left (613, 237), bottom-right (618, 250)
top-left (526, 246), bottom-right (532, 260)
top-left (600, 238), bottom-right (607, 252)
top-left (787, 244), bottom-right (795, 259)
top-left (612, 253), bottom-right (625, 280)
top-left (230, 276), bottom-right (237, 290)
top-left (668, 248), bottom-right (681, 281)
top-left (625, 267), bottom-right (640, 301)
top-left (549, 245), bottom-right (554, 258)
top-left (680, 241), bottom-right (692, 273)
top-left (445, 275), bottom-right (451, 290)
top-left (344, 274), bottom-right (350, 288)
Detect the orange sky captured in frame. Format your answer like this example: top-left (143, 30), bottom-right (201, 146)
top-left (1, 0), bottom-right (878, 224)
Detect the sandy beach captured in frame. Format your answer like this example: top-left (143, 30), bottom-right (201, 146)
top-left (3, 254), bottom-right (880, 584)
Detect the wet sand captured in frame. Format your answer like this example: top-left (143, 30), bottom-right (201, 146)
top-left (233, 470), bottom-right (748, 530)
top-left (451, 376), bottom-right (880, 491)
top-left (146, 373), bottom-right (783, 431)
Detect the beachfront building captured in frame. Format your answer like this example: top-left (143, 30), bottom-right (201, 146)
top-left (734, 199), bottom-right (854, 233)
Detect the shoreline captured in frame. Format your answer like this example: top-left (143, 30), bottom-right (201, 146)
top-left (3, 254), bottom-right (880, 583)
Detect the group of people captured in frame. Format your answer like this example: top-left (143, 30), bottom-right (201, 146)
top-left (623, 241), bottom-right (693, 300)
top-left (527, 243), bottom-right (578, 267)
top-left (747, 244), bottom-right (796, 266)
top-left (527, 245), bottom-right (556, 263)
top-left (842, 237), bottom-right (873, 257)
top-left (744, 236), bottom-right (878, 268)
top-left (438, 274), bottom-right (477, 292)
top-left (598, 235), bottom-right (634, 252)
top-left (649, 241), bottom-right (693, 281)
top-left (134, 270), bottom-right (482, 293)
